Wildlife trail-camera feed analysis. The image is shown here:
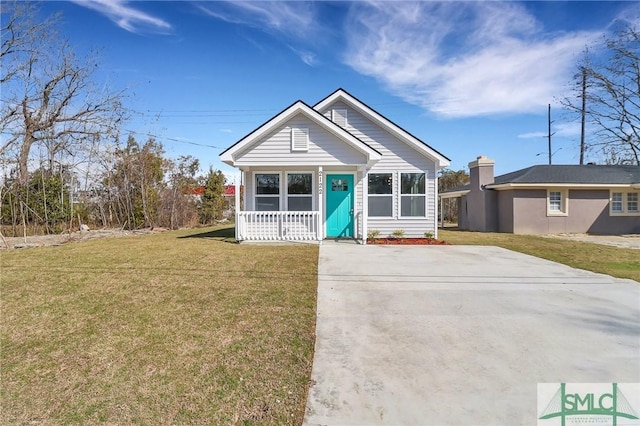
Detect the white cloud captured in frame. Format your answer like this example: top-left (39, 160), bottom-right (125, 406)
top-left (197, 1), bottom-right (322, 66)
top-left (71, 0), bottom-right (171, 34)
top-left (518, 132), bottom-right (547, 139)
top-left (197, 1), bottom-right (317, 40)
top-left (518, 120), bottom-right (581, 139)
top-left (344, 2), bottom-right (599, 118)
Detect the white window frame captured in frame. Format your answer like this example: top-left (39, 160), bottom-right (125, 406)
top-left (546, 189), bottom-right (568, 216)
top-left (367, 172), bottom-right (394, 218)
top-left (285, 172), bottom-right (314, 211)
top-left (253, 172), bottom-right (281, 211)
top-left (332, 108), bottom-right (348, 128)
top-left (399, 172), bottom-right (427, 219)
top-left (290, 127), bottom-right (309, 152)
top-left (610, 190), bottom-right (640, 216)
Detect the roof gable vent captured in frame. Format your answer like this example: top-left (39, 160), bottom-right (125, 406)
top-left (332, 108), bottom-right (348, 128)
top-left (291, 127), bottom-right (309, 152)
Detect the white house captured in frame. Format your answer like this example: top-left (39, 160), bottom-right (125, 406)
top-left (220, 89), bottom-right (450, 243)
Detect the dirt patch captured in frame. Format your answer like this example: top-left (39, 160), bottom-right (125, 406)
top-left (0, 228), bottom-right (168, 250)
top-left (544, 233), bottom-right (640, 250)
top-left (367, 238), bottom-right (449, 245)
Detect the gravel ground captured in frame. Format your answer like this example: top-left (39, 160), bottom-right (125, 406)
top-left (0, 228), bottom-right (165, 250)
top-left (544, 233), bottom-right (640, 250)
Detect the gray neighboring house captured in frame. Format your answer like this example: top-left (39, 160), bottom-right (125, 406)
top-left (441, 156), bottom-right (640, 235)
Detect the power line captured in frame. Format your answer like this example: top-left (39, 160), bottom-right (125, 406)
top-left (122, 128), bottom-right (222, 149)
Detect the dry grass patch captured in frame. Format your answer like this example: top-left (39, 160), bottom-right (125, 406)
top-left (1, 226), bottom-right (318, 425)
top-left (440, 229), bottom-right (639, 282)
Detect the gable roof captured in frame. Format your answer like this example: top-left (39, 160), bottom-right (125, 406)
top-left (219, 100), bottom-right (381, 166)
top-left (314, 88), bottom-right (450, 168)
top-left (441, 164), bottom-right (640, 196)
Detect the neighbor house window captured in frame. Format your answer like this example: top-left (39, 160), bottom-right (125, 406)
top-left (287, 173), bottom-right (313, 211)
top-left (290, 127), bottom-right (309, 152)
top-left (255, 173), bottom-right (280, 211)
top-left (627, 192), bottom-right (638, 212)
top-left (610, 191), bottom-right (640, 215)
top-left (611, 192), bottom-right (623, 213)
top-left (400, 173), bottom-right (426, 217)
top-left (547, 189), bottom-right (568, 216)
top-left (368, 173), bottom-right (393, 217)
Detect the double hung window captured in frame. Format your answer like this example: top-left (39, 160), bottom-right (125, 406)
top-left (255, 174), bottom-right (280, 211)
top-left (287, 173), bottom-right (313, 211)
top-left (611, 191), bottom-right (640, 215)
top-left (547, 189), bottom-right (568, 216)
top-left (368, 173), bottom-right (393, 217)
top-left (400, 173), bottom-right (426, 217)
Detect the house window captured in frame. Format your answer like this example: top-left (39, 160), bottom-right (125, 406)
top-left (290, 127), bottom-right (309, 152)
top-left (332, 109), bottom-right (347, 128)
top-left (255, 173), bottom-right (280, 211)
top-left (627, 192), bottom-right (638, 212)
top-left (287, 173), bottom-right (312, 211)
top-left (400, 173), bottom-right (426, 217)
top-left (611, 192), bottom-right (623, 213)
top-left (610, 191), bottom-right (640, 215)
top-left (547, 189), bottom-right (568, 216)
top-left (549, 191), bottom-right (562, 211)
top-left (368, 173), bottom-right (393, 217)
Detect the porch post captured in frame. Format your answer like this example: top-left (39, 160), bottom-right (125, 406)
top-left (235, 170), bottom-right (241, 241)
top-left (317, 166), bottom-right (323, 241)
top-left (361, 165), bottom-right (368, 245)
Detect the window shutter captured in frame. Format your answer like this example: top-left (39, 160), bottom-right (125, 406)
top-left (291, 127), bottom-right (309, 152)
top-left (332, 109), bottom-right (348, 128)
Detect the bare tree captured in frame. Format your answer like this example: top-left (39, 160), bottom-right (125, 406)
top-left (562, 24), bottom-right (640, 165)
top-left (1, 1), bottom-right (127, 185)
top-left (438, 168), bottom-right (469, 224)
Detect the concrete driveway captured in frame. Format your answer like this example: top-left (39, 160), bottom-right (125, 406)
top-left (303, 244), bottom-right (640, 426)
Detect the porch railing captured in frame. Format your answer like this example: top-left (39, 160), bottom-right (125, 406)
top-left (236, 211), bottom-right (321, 241)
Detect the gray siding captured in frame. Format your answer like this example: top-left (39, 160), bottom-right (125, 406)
top-left (320, 101), bottom-right (438, 238)
top-left (497, 191), bottom-right (514, 233)
top-left (511, 189), bottom-right (640, 234)
top-left (234, 114), bottom-right (366, 166)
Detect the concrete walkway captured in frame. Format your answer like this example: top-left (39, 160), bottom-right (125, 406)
top-left (303, 245), bottom-right (640, 426)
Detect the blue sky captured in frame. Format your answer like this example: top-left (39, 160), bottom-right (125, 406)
top-left (38, 1), bottom-right (639, 179)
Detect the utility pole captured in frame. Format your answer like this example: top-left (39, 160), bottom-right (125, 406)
top-left (579, 67), bottom-right (587, 165)
top-left (548, 104), bottom-right (552, 165)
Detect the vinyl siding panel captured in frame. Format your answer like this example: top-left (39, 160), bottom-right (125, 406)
top-left (234, 114), bottom-right (366, 166)
top-left (321, 101), bottom-right (438, 238)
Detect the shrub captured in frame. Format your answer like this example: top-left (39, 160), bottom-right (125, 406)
top-left (391, 229), bottom-right (405, 238)
top-left (367, 229), bottom-right (381, 239)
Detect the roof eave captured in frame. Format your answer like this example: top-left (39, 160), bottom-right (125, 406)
top-left (439, 189), bottom-right (470, 199)
top-left (487, 183), bottom-right (637, 190)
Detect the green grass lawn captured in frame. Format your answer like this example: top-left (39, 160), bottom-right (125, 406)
top-left (439, 229), bottom-right (640, 282)
top-left (1, 226), bottom-right (318, 425)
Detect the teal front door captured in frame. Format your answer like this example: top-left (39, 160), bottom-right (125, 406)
top-left (326, 174), bottom-right (354, 238)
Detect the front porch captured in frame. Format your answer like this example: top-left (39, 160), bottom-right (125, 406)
top-left (230, 164), bottom-right (369, 243)
top-left (236, 211), bottom-right (322, 241)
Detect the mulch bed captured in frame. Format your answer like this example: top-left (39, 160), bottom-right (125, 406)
top-left (367, 238), bottom-right (449, 245)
